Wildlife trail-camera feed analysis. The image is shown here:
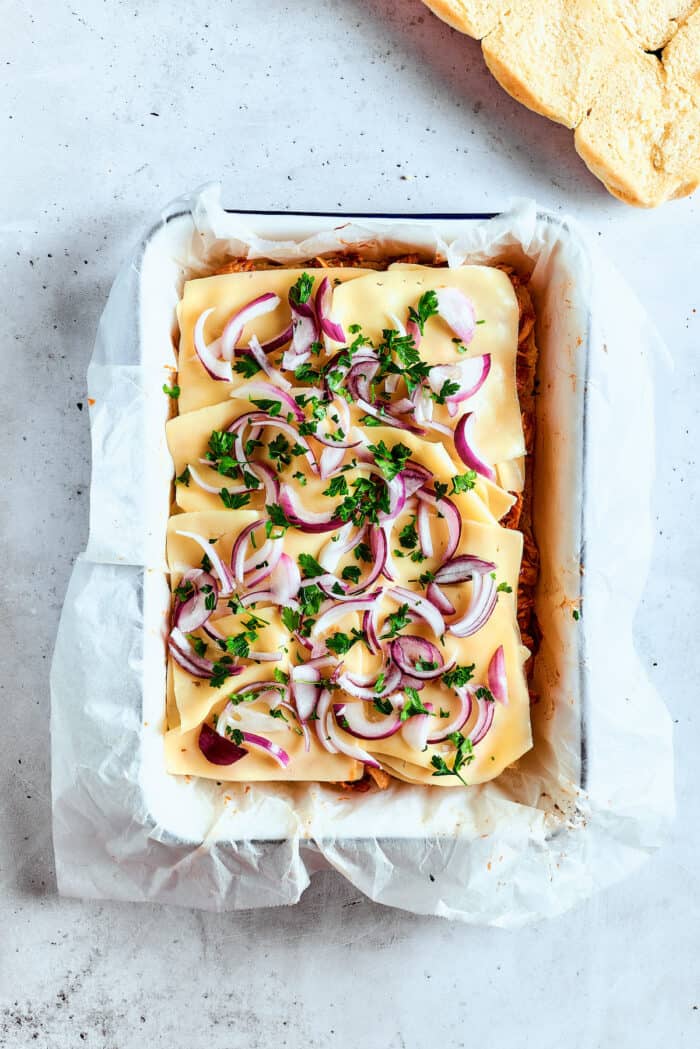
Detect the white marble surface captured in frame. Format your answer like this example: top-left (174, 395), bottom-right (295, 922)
top-left (2, 1), bottom-right (699, 1045)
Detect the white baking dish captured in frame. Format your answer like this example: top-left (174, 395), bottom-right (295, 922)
top-left (51, 194), bottom-right (670, 921)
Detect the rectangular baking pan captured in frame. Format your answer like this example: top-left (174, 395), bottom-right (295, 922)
top-left (126, 208), bottom-right (590, 846)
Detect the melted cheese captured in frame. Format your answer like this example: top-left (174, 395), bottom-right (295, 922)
top-left (331, 267), bottom-right (525, 485)
top-left (165, 264), bottom-right (533, 785)
top-left (177, 268), bottom-right (371, 414)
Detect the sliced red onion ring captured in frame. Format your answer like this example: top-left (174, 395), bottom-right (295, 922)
top-left (310, 593), bottom-right (381, 638)
top-left (400, 702), bottom-right (433, 752)
top-left (246, 334), bottom-right (292, 390)
top-left (249, 461), bottom-right (281, 506)
top-left (363, 606), bottom-right (380, 654)
top-left (344, 524), bottom-right (387, 594)
top-left (428, 356), bottom-right (491, 412)
top-left (316, 276), bottom-right (345, 343)
top-left (400, 463), bottom-right (432, 498)
top-left (390, 636), bottom-right (452, 680)
top-left (168, 628), bottom-right (214, 679)
top-left (415, 490), bottom-right (461, 562)
top-left (231, 520), bottom-right (264, 584)
top-left (247, 650), bottom-right (283, 662)
top-left (320, 692), bottom-right (380, 767)
top-left (428, 688), bottom-right (472, 743)
top-left (172, 570), bottom-right (219, 633)
top-left (319, 523), bottom-right (365, 572)
top-left (244, 532), bottom-right (284, 588)
top-left (175, 530), bottom-right (236, 595)
top-left (198, 722), bottom-right (247, 766)
top-left (291, 664), bottom-right (321, 721)
top-left (338, 663), bottom-right (401, 700)
top-left (237, 731), bottom-right (290, 768)
top-left (426, 582), bottom-right (455, 616)
top-left (231, 379), bottom-right (304, 422)
top-left (407, 317), bottom-right (421, 349)
top-left (449, 571), bottom-right (498, 638)
top-left (488, 645), bottom-right (508, 704)
top-left (356, 397), bottom-right (424, 434)
top-left (338, 701), bottom-right (402, 741)
top-left (454, 412), bottom-right (496, 481)
top-left (387, 586), bottom-right (445, 637)
top-left (470, 689), bottom-right (496, 745)
top-left (417, 499), bottom-right (433, 558)
top-left (433, 555), bottom-right (497, 586)
top-left (243, 322), bottom-right (293, 355)
top-left (269, 552), bottom-right (301, 605)
top-left (220, 292), bottom-right (281, 361)
top-left (411, 384), bottom-right (434, 426)
top-left (435, 287), bottom-right (476, 344)
top-left (194, 308), bottom-right (233, 383)
top-left (279, 485), bottom-right (342, 533)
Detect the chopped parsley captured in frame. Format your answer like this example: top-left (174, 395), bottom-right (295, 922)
top-left (433, 481), bottom-right (448, 500)
top-left (224, 725), bottom-right (244, 745)
top-left (188, 634), bottom-right (207, 658)
top-left (475, 686), bottom-right (495, 703)
top-left (269, 707), bottom-right (288, 722)
top-left (219, 489), bottom-right (251, 510)
top-left (373, 697), bottom-right (393, 715)
top-left (299, 583), bottom-right (325, 619)
top-left (341, 564), bottom-right (361, 585)
top-left (442, 664), bottom-right (475, 690)
top-left (451, 470), bottom-right (477, 495)
top-left (430, 731), bottom-right (474, 785)
top-left (354, 542), bottom-right (372, 563)
top-left (225, 633), bottom-right (251, 660)
top-left (251, 397), bottom-right (282, 417)
top-left (336, 475), bottom-right (390, 526)
top-left (298, 553), bottom-right (325, 579)
top-left (289, 272), bottom-right (314, 306)
top-left (572, 609), bottom-right (580, 621)
top-left (323, 475), bottom-right (348, 498)
top-left (400, 689), bottom-right (431, 720)
top-left (163, 382), bottom-right (180, 399)
top-left (398, 519), bottom-right (418, 549)
top-left (408, 290), bottom-right (439, 336)
top-left (432, 379), bottom-right (460, 405)
top-left (281, 607), bottom-right (300, 633)
top-left (273, 667), bottom-right (289, 684)
top-left (265, 503), bottom-right (290, 539)
top-left (294, 362), bottom-right (321, 383)
top-left (209, 657), bottom-right (236, 689)
top-left (325, 629), bottom-right (365, 656)
top-left (497, 581), bottom-right (512, 594)
top-left (292, 470), bottom-right (307, 487)
top-left (233, 355), bottom-right (261, 378)
top-left (367, 440), bottom-right (412, 482)
top-left (174, 580), bottom-right (195, 603)
top-left (380, 604), bottom-right (410, 639)
top-left (175, 466), bottom-right (190, 487)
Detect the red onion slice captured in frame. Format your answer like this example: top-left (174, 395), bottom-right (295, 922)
top-left (470, 689), bottom-right (496, 745)
top-left (175, 529), bottom-right (236, 595)
top-left (242, 322), bottom-right (293, 355)
top-left (291, 664), bottom-right (321, 721)
top-left (311, 593), bottom-right (381, 638)
top-left (219, 292), bottom-right (281, 361)
top-left (194, 308), bottom-right (233, 383)
top-left (198, 722), bottom-right (247, 766)
top-left (238, 731), bottom-right (290, 768)
top-left (244, 532), bottom-right (284, 588)
top-left (338, 663), bottom-right (402, 700)
top-left (246, 334), bottom-right (292, 390)
top-left (435, 287), bottom-right (476, 344)
top-left (232, 379), bottom-right (304, 422)
top-left (339, 701), bottom-right (402, 741)
top-left (387, 586), bottom-right (445, 637)
top-left (428, 689), bottom-right (473, 743)
top-left (433, 555), bottom-right (497, 586)
top-left (319, 522), bottom-right (365, 572)
top-left (414, 490), bottom-right (461, 562)
top-left (390, 636), bottom-right (453, 680)
top-left (400, 463), bottom-right (431, 497)
top-left (448, 571), bottom-right (498, 638)
top-left (407, 317), bottom-right (421, 349)
top-left (488, 645), bottom-right (508, 704)
top-left (279, 485), bottom-right (342, 533)
top-left (428, 354), bottom-right (491, 407)
top-left (417, 499), bottom-right (433, 558)
top-left (316, 276), bottom-right (345, 343)
top-left (231, 520), bottom-right (264, 584)
top-left (168, 629), bottom-right (214, 679)
top-left (400, 702), bottom-right (433, 752)
top-left (270, 552), bottom-right (301, 605)
top-left (320, 692), bottom-right (380, 767)
top-left (454, 412), bottom-right (496, 481)
top-left (425, 582), bottom-right (455, 616)
top-left (356, 397), bottom-right (424, 434)
top-left (172, 569), bottom-right (219, 633)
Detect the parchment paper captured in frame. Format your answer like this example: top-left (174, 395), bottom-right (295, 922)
top-left (50, 186), bottom-right (673, 926)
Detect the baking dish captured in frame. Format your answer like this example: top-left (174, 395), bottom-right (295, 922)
top-left (52, 193), bottom-right (670, 921)
top-left (130, 207), bottom-right (586, 839)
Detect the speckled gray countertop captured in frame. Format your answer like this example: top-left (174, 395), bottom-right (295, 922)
top-left (2, 2), bottom-right (699, 1046)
